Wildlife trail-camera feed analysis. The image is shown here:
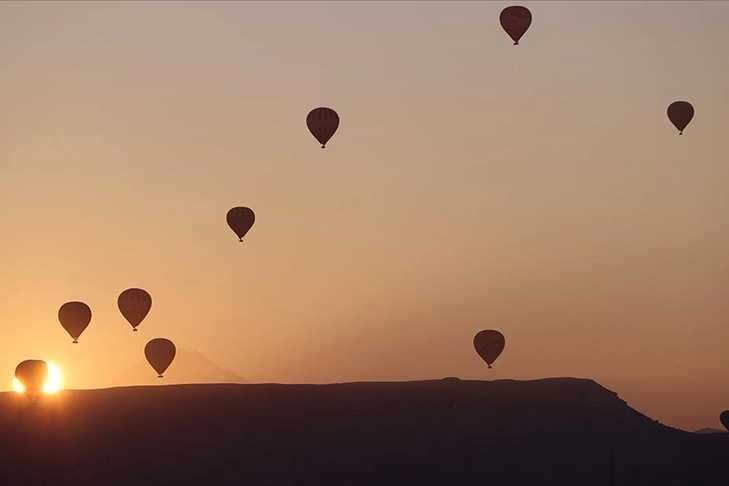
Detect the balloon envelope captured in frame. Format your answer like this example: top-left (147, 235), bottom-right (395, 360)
top-left (500, 6), bottom-right (532, 45)
top-left (306, 107), bottom-right (339, 148)
top-left (226, 207), bottom-right (255, 242)
top-left (667, 101), bottom-right (694, 134)
top-left (118, 288), bottom-right (152, 331)
top-left (15, 360), bottom-right (49, 402)
top-left (58, 301), bottom-right (92, 343)
top-left (721, 410), bottom-right (729, 432)
top-left (439, 376), bottom-right (463, 410)
top-left (473, 330), bottom-right (506, 368)
top-left (145, 338), bottom-right (176, 378)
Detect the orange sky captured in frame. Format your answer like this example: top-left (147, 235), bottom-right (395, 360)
top-left (0, 1), bottom-right (727, 432)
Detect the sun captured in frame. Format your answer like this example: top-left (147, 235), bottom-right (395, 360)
top-left (43, 362), bottom-right (63, 394)
top-left (12, 361), bottom-right (64, 395)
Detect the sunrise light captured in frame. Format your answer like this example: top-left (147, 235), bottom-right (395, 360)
top-left (43, 362), bottom-right (63, 394)
top-left (12, 361), bottom-right (63, 394)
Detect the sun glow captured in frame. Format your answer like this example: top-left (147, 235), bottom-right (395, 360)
top-left (43, 362), bottom-right (63, 393)
top-left (12, 361), bottom-right (63, 394)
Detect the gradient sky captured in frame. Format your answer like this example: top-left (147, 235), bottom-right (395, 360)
top-left (1, 1), bottom-right (727, 431)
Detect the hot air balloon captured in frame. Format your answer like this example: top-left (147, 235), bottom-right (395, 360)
top-left (720, 410), bottom-right (729, 432)
top-left (500, 6), bottom-right (532, 45)
top-left (58, 301), bottom-right (92, 344)
top-left (440, 376), bottom-right (463, 411)
top-left (306, 107), bottom-right (339, 148)
top-left (15, 360), bottom-right (49, 403)
top-left (118, 288), bottom-right (152, 332)
top-left (145, 338), bottom-right (176, 378)
top-left (473, 330), bottom-right (506, 369)
top-left (226, 207), bottom-right (255, 242)
top-left (667, 101), bottom-right (694, 135)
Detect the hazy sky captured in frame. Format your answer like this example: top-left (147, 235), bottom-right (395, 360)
top-left (1, 1), bottom-right (727, 431)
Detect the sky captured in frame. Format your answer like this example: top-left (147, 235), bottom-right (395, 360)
top-left (0, 1), bottom-right (727, 432)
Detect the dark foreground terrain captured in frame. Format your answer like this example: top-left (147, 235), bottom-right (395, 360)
top-left (1, 378), bottom-right (727, 485)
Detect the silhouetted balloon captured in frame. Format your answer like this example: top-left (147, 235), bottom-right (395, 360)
top-left (145, 338), bottom-right (176, 378)
top-left (500, 6), bottom-right (532, 45)
top-left (306, 107), bottom-right (339, 148)
top-left (440, 377), bottom-right (463, 411)
top-left (473, 330), bottom-right (506, 369)
top-left (58, 301), bottom-right (92, 344)
top-left (118, 288), bottom-right (152, 332)
top-left (667, 101), bottom-right (694, 135)
top-left (226, 207), bottom-right (255, 242)
top-left (720, 410), bottom-right (729, 432)
top-left (15, 359), bottom-right (49, 402)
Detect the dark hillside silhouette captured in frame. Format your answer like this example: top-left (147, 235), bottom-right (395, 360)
top-left (694, 427), bottom-right (726, 435)
top-left (1, 378), bottom-right (727, 485)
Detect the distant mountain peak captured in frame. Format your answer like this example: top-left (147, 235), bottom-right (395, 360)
top-left (115, 348), bottom-right (250, 387)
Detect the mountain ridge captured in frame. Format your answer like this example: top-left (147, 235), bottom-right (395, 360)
top-left (1, 377), bottom-right (727, 485)
top-left (114, 347), bottom-right (250, 386)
